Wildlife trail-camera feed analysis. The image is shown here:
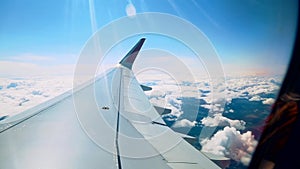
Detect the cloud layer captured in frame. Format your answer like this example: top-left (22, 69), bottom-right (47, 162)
top-left (0, 77), bottom-right (72, 117)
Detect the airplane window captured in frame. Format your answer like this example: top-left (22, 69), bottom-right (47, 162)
top-left (0, 1), bottom-right (298, 169)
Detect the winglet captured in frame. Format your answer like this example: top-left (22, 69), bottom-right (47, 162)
top-left (119, 38), bottom-right (146, 70)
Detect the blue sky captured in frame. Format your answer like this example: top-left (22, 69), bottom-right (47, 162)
top-left (0, 0), bottom-right (298, 76)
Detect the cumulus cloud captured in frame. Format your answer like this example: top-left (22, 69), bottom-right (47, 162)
top-left (172, 119), bottom-right (196, 128)
top-left (201, 113), bottom-right (246, 130)
top-left (211, 103), bottom-right (224, 113)
top-left (201, 126), bottom-right (258, 166)
top-left (126, 3), bottom-right (136, 17)
top-left (249, 95), bottom-right (262, 101)
top-left (262, 98), bottom-right (275, 105)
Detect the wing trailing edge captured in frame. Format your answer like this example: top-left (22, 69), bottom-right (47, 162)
top-left (119, 38), bottom-right (146, 70)
top-left (153, 106), bottom-right (172, 115)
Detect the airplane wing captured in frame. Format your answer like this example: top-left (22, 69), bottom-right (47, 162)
top-left (0, 38), bottom-right (220, 169)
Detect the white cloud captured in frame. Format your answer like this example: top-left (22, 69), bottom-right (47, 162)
top-left (201, 113), bottom-right (246, 130)
top-left (0, 77), bottom-right (73, 117)
top-left (126, 3), bottom-right (136, 17)
top-left (172, 119), bottom-right (196, 128)
top-left (262, 98), bottom-right (275, 105)
top-left (225, 75), bottom-right (282, 104)
top-left (249, 95), bottom-right (262, 101)
top-left (201, 104), bottom-right (212, 109)
top-left (201, 126), bottom-right (258, 166)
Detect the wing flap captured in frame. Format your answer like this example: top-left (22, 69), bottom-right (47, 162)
top-left (154, 106), bottom-right (172, 115)
top-left (140, 84), bottom-right (152, 91)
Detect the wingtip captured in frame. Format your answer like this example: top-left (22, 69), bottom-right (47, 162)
top-left (119, 38), bottom-right (146, 69)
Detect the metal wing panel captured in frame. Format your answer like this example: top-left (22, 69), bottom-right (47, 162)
top-left (118, 115), bottom-right (172, 169)
top-left (0, 90), bottom-right (118, 169)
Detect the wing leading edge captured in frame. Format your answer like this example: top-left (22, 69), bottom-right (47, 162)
top-left (0, 38), bottom-right (220, 169)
